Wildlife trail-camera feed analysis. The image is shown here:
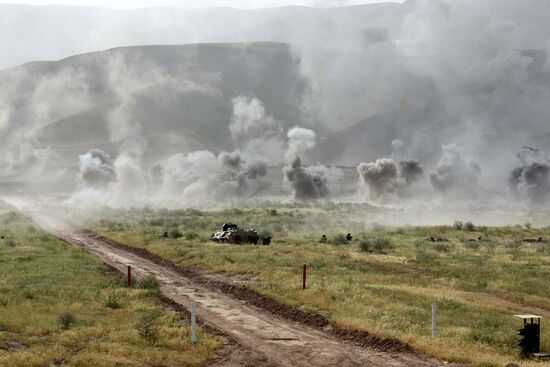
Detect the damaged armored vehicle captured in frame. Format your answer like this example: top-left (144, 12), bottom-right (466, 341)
top-left (210, 222), bottom-right (260, 244)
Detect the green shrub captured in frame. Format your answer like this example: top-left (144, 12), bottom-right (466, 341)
top-left (58, 312), bottom-right (76, 330)
top-left (258, 230), bottom-right (272, 241)
top-left (434, 242), bottom-right (453, 253)
top-left (148, 218), bottom-right (165, 226)
top-left (359, 237), bottom-right (391, 254)
top-left (416, 249), bottom-right (438, 264)
top-left (464, 221), bottom-right (475, 231)
top-left (465, 241), bottom-right (481, 251)
top-left (0, 298), bottom-right (7, 307)
top-left (330, 233), bottom-right (348, 245)
top-left (453, 220), bottom-right (464, 230)
top-left (169, 228), bottom-right (183, 239)
top-left (137, 275), bottom-right (160, 292)
top-left (184, 231), bottom-right (199, 241)
top-left (105, 294), bottom-right (122, 309)
top-left (136, 312), bottom-right (160, 343)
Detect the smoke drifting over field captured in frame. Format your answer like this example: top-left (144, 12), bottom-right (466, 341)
top-left (283, 127), bottom-right (341, 200)
top-left (509, 147), bottom-right (550, 204)
top-left (1, 0), bottom-right (550, 211)
top-left (76, 149), bottom-right (116, 190)
top-left (357, 159), bottom-right (398, 200)
top-left (230, 96), bottom-right (285, 161)
top-left (429, 144), bottom-right (481, 197)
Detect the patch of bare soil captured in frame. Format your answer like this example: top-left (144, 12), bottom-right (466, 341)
top-left (92, 232), bottom-right (413, 353)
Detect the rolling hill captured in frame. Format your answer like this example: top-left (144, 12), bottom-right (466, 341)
top-left (0, 42), bottom-right (307, 166)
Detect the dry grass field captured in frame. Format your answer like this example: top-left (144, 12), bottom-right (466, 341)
top-left (0, 204), bottom-right (221, 367)
top-left (85, 205), bottom-right (550, 367)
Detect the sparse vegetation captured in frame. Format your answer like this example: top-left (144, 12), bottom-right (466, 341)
top-left (330, 233), bottom-right (348, 245)
top-left (32, 207), bottom-right (550, 367)
top-left (0, 204), bottom-right (221, 366)
top-left (77, 206), bottom-right (550, 367)
top-left (169, 227), bottom-right (183, 239)
top-left (137, 275), bottom-right (160, 292)
top-left (136, 312), bottom-right (160, 343)
top-left (105, 294), bottom-right (122, 309)
top-left (358, 237), bottom-right (391, 253)
top-left (58, 312), bottom-right (76, 330)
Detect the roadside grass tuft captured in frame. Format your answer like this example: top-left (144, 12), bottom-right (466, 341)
top-left (137, 275), bottom-right (160, 293)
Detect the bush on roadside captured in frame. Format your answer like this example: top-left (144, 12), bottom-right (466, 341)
top-left (137, 275), bottom-right (160, 293)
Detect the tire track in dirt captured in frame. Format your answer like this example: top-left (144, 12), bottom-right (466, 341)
top-left (15, 204), bottom-right (463, 367)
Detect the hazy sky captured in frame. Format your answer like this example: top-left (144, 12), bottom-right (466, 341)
top-left (0, 0), bottom-right (402, 9)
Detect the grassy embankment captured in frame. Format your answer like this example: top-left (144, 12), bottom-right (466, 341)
top-left (0, 204), bottom-right (221, 367)
top-left (90, 206), bottom-right (550, 367)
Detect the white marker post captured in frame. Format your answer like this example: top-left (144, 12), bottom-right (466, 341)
top-left (431, 303), bottom-right (437, 338)
top-left (191, 302), bottom-right (197, 345)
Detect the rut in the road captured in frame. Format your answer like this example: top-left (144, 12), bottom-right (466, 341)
top-left (90, 232), bottom-right (414, 354)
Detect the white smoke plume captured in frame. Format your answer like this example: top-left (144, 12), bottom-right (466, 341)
top-left (230, 96), bottom-right (284, 161)
top-left (391, 139), bottom-right (407, 161)
top-left (430, 144), bottom-right (481, 197)
top-left (0, 67), bottom-right (92, 175)
top-left (284, 127), bottom-right (317, 162)
top-left (153, 150), bottom-right (268, 204)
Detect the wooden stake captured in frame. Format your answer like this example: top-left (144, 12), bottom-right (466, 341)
top-left (303, 264), bottom-right (307, 290)
top-left (127, 265), bottom-right (132, 288)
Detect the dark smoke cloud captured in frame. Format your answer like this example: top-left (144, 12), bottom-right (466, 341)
top-left (76, 149), bottom-right (116, 190)
top-left (218, 151), bottom-right (269, 197)
top-left (509, 146), bottom-right (550, 204)
top-left (283, 126), bottom-right (339, 200)
top-left (284, 156), bottom-right (329, 200)
top-left (399, 159), bottom-right (424, 185)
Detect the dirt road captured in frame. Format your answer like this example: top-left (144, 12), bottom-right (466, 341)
top-left (13, 203), bottom-right (459, 367)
